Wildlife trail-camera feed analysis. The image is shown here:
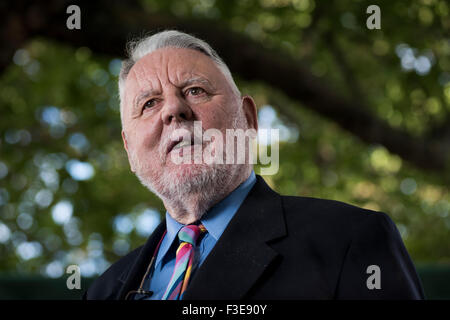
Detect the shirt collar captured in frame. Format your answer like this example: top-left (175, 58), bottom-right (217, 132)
top-left (156, 171), bottom-right (256, 266)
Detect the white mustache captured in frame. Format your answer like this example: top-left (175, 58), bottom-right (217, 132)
top-left (159, 123), bottom-right (204, 162)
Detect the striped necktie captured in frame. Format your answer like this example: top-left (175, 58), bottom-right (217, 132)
top-left (162, 223), bottom-right (207, 300)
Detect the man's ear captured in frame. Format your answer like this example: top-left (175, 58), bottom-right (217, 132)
top-left (121, 130), bottom-right (135, 172)
top-left (241, 95), bottom-right (258, 131)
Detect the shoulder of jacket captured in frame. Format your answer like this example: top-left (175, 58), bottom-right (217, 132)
top-left (84, 245), bottom-right (144, 299)
top-left (280, 194), bottom-right (391, 231)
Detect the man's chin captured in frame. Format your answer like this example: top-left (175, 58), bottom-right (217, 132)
top-left (166, 163), bottom-right (214, 183)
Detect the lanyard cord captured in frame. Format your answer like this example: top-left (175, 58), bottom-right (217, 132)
top-left (137, 230), bottom-right (167, 290)
top-left (125, 229), bottom-right (167, 300)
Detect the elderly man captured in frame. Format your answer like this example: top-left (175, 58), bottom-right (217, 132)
top-left (84, 30), bottom-right (424, 300)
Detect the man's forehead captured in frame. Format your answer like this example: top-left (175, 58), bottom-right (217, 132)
top-left (126, 47), bottom-right (219, 87)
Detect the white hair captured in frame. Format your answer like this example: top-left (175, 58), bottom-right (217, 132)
top-left (118, 30), bottom-right (241, 127)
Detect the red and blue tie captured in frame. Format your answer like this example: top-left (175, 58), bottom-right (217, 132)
top-left (162, 224), bottom-right (207, 300)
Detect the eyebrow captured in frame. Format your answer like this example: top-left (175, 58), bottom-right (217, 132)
top-left (132, 76), bottom-right (215, 112)
top-left (179, 77), bottom-right (214, 89)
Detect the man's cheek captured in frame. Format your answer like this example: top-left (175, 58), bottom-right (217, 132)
top-left (140, 131), bottom-right (161, 151)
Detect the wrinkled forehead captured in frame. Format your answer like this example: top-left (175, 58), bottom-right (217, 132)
top-left (123, 47), bottom-right (225, 99)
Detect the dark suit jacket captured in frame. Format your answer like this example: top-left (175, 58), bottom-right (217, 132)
top-left (84, 175), bottom-right (424, 299)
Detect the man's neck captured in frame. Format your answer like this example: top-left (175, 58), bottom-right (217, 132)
top-left (163, 166), bottom-right (252, 225)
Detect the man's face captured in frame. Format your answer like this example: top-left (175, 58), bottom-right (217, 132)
top-left (121, 47), bottom-right (253, 197)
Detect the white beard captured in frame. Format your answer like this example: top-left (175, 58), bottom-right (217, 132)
top-left (130, 147), bottom-right (246, 222)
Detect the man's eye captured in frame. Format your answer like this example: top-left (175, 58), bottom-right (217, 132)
top-left (143, 99), bottom-right (157, 109)
top-left (186, 87), bottom-right (206, 96)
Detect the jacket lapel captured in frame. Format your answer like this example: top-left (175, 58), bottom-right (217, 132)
top-left (117, 220), bottom-right (166, 300)
top-left (182, 175), bottom-right (287, 300)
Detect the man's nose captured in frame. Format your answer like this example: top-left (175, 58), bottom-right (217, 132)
top-left (161, 94), bottom-right (193, 125)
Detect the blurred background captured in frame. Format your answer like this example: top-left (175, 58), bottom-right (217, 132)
top-left (0, 0), bottom-right (449, 299)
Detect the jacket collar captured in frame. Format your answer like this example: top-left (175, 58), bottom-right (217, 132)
top-left (117, 174), bottom-right (287, 300)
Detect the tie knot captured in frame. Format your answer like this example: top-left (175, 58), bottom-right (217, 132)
top-left (178, 223), bottom-right (207, 245)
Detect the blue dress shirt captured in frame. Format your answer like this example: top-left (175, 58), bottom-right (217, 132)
top-left (142, 171), bottom-right (256, 300)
